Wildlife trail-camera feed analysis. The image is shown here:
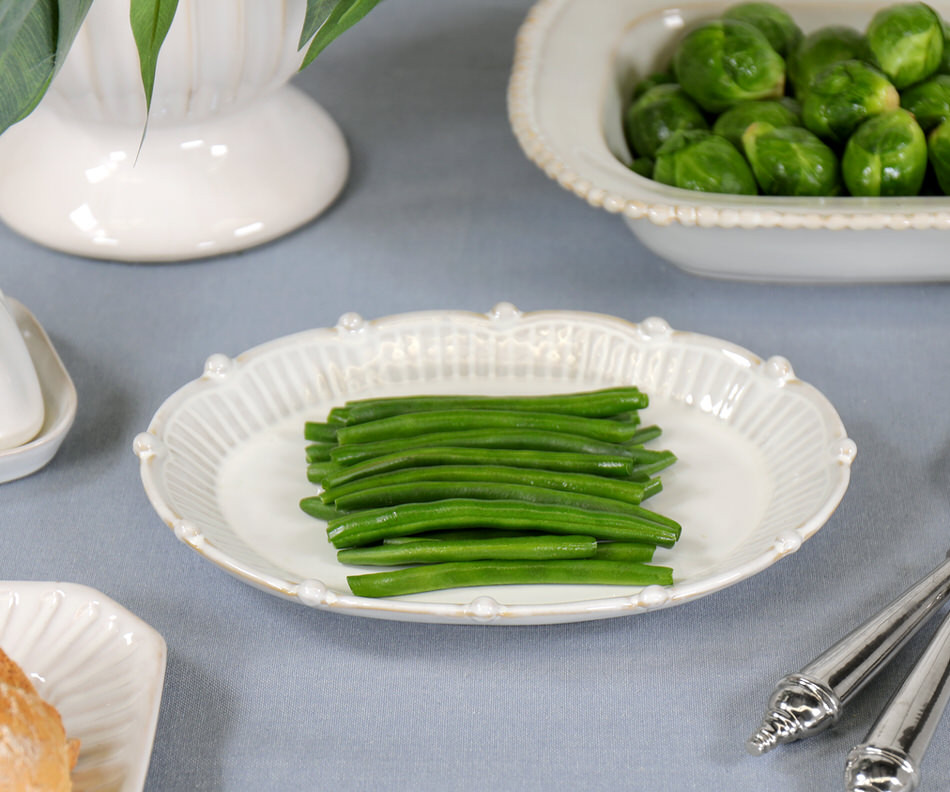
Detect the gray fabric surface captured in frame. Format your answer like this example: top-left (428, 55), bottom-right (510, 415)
top-left (3, 1), bottom-right (950, 789)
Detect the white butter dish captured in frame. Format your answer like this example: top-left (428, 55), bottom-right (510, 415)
top-left (0, 297), bottom-right (77, 483)
top-left (0, 289), bottom-right (43, 449)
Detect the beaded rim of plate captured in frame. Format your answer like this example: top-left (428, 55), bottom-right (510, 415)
top-left (506, 0), bottom-right (950, 232)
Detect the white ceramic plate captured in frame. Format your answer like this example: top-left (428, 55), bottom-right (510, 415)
top-left (135, 304), bottom-right (855, 625)
top-left (508, 0), bottom-right (950, 282)
top-left (0, 297), bottom-right (78, 483)
top-left (0, 581), bottom-right (166, 791)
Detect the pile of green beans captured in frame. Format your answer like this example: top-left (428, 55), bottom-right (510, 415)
top-left (298, 386), bottom-right (681, 598)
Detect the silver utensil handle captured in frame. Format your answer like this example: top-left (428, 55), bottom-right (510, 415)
top-left (747, 555), bottom-right (950, 755)
top-left (845, 608), bottom-right (950, 792)
top-left (804, 557), bottom-right (950, 701)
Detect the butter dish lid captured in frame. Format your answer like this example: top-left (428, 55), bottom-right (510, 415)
top-left (0, 296), bottom-right (77, 483)
top-left (0, 289), bottom-right (45, 451)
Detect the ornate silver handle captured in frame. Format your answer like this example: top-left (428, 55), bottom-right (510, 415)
top-left (844, 608), bottom-right (950, 791)
top-left (747, 555), bottom-right (950, 755)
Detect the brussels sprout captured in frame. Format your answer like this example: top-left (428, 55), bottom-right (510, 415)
top-left (712, 98), bottom-right (802, 148)
top-left (741, 122), bottom-right (841, 195)
top-left (927, 118), bottom-right (950, 192)
top-left (632, 72), bottom-right (677, 101)
top-left (938, 18), bottom-right (950, 74)
top-left (786, 25), bottom-right (868, 96)
top-left (628, 157), bottom-right (655, 179)
top-left (842, 108), bottom-right (927, 195)
top-left (673, 19), bottom-right (785, 113)
top-left (624, 84), bottom-right (709, 159)
top-left (653, 130), bottom-right (758, 194)
top-left (866, 2), bottom-right (944, 89)
top-left (801, 60), bottom-right (899, 145)
top-left (722, 2), bottom-right (803, 56)
top-left (900, 74), bottom-right (950, 130)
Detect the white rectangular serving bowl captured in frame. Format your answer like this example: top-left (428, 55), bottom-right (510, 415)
top-left (509, 0), bottom-right (950, 283)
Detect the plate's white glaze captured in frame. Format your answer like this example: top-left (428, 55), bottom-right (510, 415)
top-left (135, 305), bottom-right (855, 624)
top-left (0, 298), bottom-right (77, 483)
top-left (509, 0), bottom-right (950, 282)
top-left (0, 582), bottom-right (166, 791)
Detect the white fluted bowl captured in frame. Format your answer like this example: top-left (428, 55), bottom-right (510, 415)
top-left (0, 582), bottom-right (166, 792)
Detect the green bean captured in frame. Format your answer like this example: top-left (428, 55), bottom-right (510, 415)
top-left (607, 411), bottom-right (640, 422)
top-left (611, 410), bottom-right (640, 427)
top-left (631, 453), bottom-right (678, 477)
top-left (327, 386), bottom-right (649, 425)
top-left (337, 535), bottom-right (598, 566)
top-left (347, 559), bottom-right (674, 597)
top-left (380, 534), bottom-right (657, 562)
top-left (329, 429), bottom-right (643, 467)
top-left (326, 499), bottom-right (680, 548)
top-left (319, 465), bottom-right (660, 506)
top-left (317, 447), bottom-right (636, 489)
top-left (594, 542), bottom-right (656, 563)
top-left (304, 422), bottom-right (338, 442)
top-left (306, 461), bottom-right (335, 483)
top-left (305, 442), bottom-right (334, 463)
top-left (299, 498), bottom-right (340, 521)
top-left (626, 425), bottom-right (662, 445)
top-left (331, 481), bottom-right (672, 520)
top-left (383, 529), bottom-right (530, 543)
top-left (624, 448), bottom-right (676, 465)
top-left (336, 482), bottom-right (678, 531)
top-left (335, 410), bottom-right (645, 446)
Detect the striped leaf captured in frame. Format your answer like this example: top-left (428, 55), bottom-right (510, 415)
top-left (299, 0), bottom-right (337, 49)
top-left (0, 0), bottom-right (93, 134)
top-left (300, 0), bottom-right (382, 69)
top-left (129, 0), bottom-right (178, 112)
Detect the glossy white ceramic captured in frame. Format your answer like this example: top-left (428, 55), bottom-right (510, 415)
top-left (135, 304), bottom-right (855, 625)
top-left (0, 298), bottom-right (77, 484)
top-left (0, 582), bottom-right (166, 792)
top-left (0, 291), bottom-right (44, 450)
top-left (0, 0), bottom-right (348, 262)
top-left (508, 0), bottom-right (950, 282)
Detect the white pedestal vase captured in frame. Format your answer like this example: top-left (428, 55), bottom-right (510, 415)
top-left (0, 1), bottom-right (349, 262)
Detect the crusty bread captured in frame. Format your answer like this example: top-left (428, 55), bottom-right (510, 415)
top-left (0, 646), bottom-right (79, 791)
top-left (0, 647), bottom-right (33, 691)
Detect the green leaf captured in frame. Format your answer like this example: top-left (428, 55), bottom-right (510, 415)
top-left (300, 0), bottom-right (383, 69)
top-left (299, 0), bottom-right (339, 50)
top-left (0, 0), bottom-right (93, 134)
top-left (0, 2), bottom-right (40, 57)
top-left (55, 0), bottom-right (94, 69)
top-left (129, 0), bottom-right (178, 112)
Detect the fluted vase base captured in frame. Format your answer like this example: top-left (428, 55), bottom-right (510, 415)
top-left (0, 85), bottom-right (349, 262)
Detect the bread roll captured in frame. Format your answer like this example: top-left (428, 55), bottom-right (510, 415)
top-left (0, 647), bottom-right (79, 791)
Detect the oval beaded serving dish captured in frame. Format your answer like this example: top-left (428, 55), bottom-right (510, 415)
top-left (135, 305), bottom-right (855, 625)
